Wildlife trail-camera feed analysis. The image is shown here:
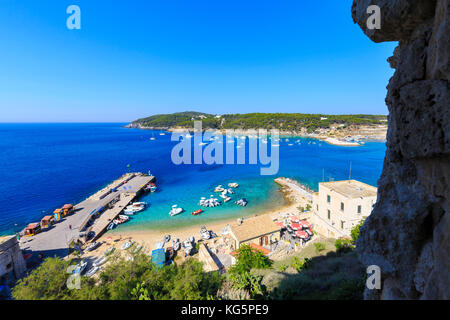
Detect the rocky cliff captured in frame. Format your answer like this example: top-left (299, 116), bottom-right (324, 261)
top-left (352, 0), bottom-right (449, 299)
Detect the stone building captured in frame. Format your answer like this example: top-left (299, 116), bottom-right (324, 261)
top-left (312, 180), bottom-right (377, 238)
top-left (229, 215), bottom-right (281, 250)
top-left (0, 236), bottom-right (26, 283)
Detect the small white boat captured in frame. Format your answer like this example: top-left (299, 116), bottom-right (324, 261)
top-left (107, 222), bottom-right (115, 230)
top-left (159, 132), bottom-right (166, 136)
top-left (173, 239), bottom-right (181, 251)
top-left (85, 266), bottom-right (100, 277)
top-left (93, 256), bottom-right (108, 267)
top-left (228, 183), bottom-right (239, 188)
top-left (72, 260), bottom-right (88, 275)
top-left (118, 215), bottom-right (130, 221)
top-left (200, 226), bottom-right (211, 240)
top-left (169, 205), bottom-right (183, 216)
top-left (133, 245), bottom-right (143, 253)
top-left (104, 247), bottom-right (115, 256)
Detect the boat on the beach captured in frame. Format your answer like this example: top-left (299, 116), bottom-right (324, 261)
top-left (164, 235), bottom-right (171, 243)
top-left (93, 256), bottom-right (108, 267)
top-left (121, 241), bottom-right (134, 250)
top-left (72, 260), bottom-right (88, 275)
top-left (191, 209), bottom-right (203, 216)
top-left (133, 245), bottom-right (143, 253)
top-left (104, 247), bottom-right (115, 256)
top-left (85, 266), bottom-right (101, 277)
top-left (169, 205), bottom-right (183, 216)
top-left (200, 226), bottom-right (211, 240)
top-left (173, 238), bottom-right (181, 251)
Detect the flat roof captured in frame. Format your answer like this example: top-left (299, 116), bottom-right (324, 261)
top-left (320, 180), bottom-right (377, 198)
top-left (0, 236), bottom-right (15, 245)
top-left (230, 215), bottom-right (280, 243)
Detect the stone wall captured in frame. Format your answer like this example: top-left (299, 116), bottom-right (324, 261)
top-left (352, 0), bottom-right (449, 299)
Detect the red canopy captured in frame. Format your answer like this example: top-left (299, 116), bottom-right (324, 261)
top-left (295, 230), bottom-right (309, 239)
top-left (290, 216), bottom-right (300, 223)
top-left (290, 223), bottom-right (301, 230)
top-left (275, 221), bottom-right (285, 228)
top-left (299, 220), bottom-right (311, 229)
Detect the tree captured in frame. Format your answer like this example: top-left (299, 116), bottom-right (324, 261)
top-left (350, 218), bottom-right (366, 245)
top-left (12, 257), bottom-right (72, 300)
top-left (229, 245), bottom-right (273, 275)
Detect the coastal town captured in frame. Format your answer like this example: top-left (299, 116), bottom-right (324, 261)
top-left (1, 165), bottom-right (376, 296)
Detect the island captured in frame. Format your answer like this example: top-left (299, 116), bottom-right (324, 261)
top-left (126, 111), bottom-right (388, 145)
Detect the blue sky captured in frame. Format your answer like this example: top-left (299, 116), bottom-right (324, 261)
top-left (0, 0), bottom-right (397, 122)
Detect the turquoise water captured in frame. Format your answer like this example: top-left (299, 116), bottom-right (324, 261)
top-left (0, 123), bottom-right (386, 235)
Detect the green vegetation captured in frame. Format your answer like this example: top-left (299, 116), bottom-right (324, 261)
top-left (13, 232), bottom-right (368, 300)
top-left (12, 253), bottom-right (222, 300)
top-left (314, 242), bottom-right (326, 254)
top-left (226, 245), bottom-right (273, 299)
top-left (129, 111), bottom-right (387, 132)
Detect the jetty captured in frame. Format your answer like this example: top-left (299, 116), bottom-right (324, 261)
top-left (19, 172), bottom-right (155, 259)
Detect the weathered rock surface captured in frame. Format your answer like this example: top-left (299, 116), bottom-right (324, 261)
top-left (352, 0), bottom-right (450, 299)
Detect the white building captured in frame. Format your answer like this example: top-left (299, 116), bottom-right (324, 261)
top-left (312, 180), bottom-right (377, 238)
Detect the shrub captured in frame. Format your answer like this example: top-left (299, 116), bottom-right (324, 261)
top-left (314, 242), bottom-right (326, 254)
top-left (291, 257), bottom-right (312, 273)
top-left (335, 238), bottom-right (354, 254)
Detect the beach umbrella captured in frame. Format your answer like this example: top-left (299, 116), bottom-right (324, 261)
top-left (299, 220), bottom-right (311, 229)
top-left (295, 230), bottom-right (308, 239)
top-left (290, 223), bottom-right (301, 230)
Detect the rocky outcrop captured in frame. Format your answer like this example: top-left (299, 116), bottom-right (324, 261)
top-left (352, 0), bottom-right (449, 299)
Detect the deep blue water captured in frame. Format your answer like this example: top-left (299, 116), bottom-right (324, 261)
top-left (0, 123), bottom-right (386, 235)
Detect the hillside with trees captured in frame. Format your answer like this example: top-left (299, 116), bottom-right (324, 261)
top-left (127, 111), bottom-right (387, 133)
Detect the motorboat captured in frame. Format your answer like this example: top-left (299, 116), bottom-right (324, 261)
top-left (169, 205), bottom-right (183, 216)
top-left (86, 241), bottom-right (100, 252)
top-left (173, 238), bottom-right (181, 251)
top-left (93, 256), bottom-right (108, 267)
top-left (200, 226), bottom-right (211, 240)
top-left (113, 219), bottom-right (122, 225)
top-left (104, 247), bottom-right (115, 256)
top-left (118, 215), bottom-right (130, 221)
top-left (227, 188), bottom-right (234, 194)
top-left (72, 260), bottom-right (88, 275)
top-left (223, 196), bottom-right (231, 203)
top-left (235, 198), bottom-right (248, 207)
top-left (121, 241), bottom-right (134, 250)
top-left (85, 266), bottom-right (101, 277)
top-left (228, 182), bottom-right (239, 188)
top-left (165, 247), bottom-right (175, 260)
top-left (191, 209), bottom-right (203, 216)
top-left (107, 222), bottom-right (116, 230)
top-left (214, 185), bottom-right (225, 192)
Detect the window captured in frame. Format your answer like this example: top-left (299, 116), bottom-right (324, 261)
top-left (357, 205), bottom-right (362, 214)
top-left (340, 202), bottom-right (344, 211)
top-left (327, 195), bottom-right (331, 203)
top-left (341, 221), bottom-right (344, 229)
top-left (327, 210), bottom-right (331, 220)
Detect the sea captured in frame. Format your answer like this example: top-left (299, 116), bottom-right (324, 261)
top-left (0, 123), bottom-right (386, 235)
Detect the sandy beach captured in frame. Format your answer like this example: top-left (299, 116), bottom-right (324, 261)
top-left (81, 177), bottom-right (313, 260)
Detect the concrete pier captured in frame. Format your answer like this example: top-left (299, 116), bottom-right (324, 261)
top-left (19, 173), bottom-right (155, 259)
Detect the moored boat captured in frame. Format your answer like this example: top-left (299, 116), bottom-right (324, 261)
top-left (191, 209), bottom-right (203, 216)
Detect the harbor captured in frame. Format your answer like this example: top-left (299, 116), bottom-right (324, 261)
top-left (19, 172), bottom-right (155, 260)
